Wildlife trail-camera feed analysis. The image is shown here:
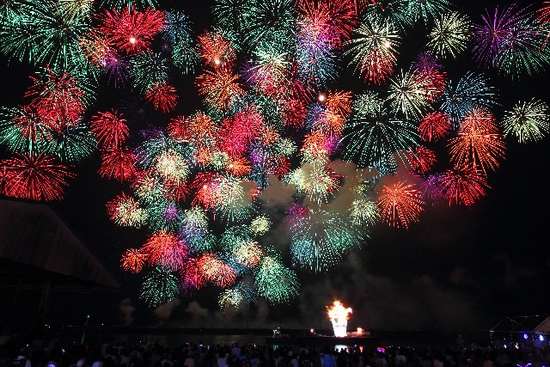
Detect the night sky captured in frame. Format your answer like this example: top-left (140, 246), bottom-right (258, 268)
top-left (1, 0), bottom-right (549, 332)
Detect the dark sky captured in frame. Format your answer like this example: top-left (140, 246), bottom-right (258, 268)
top-left (1, 0), bottom-right (549, 332)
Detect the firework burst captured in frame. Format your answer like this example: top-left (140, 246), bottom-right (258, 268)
top-left (98, 148), bottom-right (137, 182)
top-left (1, 154), bottom-right (74, 201)
top-left (100, 8), bottom-right (164, 55)
top-left (0, 0), bottom-right (90, 71)
top-left (501, 98), bottom-right (549, 143)
top-left (448, 108), bottom-right (506, 173)
top-left (441, 72), bottom-right (497, 126)
top-left (90, 110), bottom-right (129, 150)
top-left (142, 231), bottom-right (188, 271)
top-left (418, 111), bottom-right (451, 142)
top-left (342, 92), bottom-right (418, 171)
top-left (377, 181), bottom-right (424, 229)
top-left (387, 69), bottom-right (432, 119)
top-left (241, 0), bottom-right (295, 53)
top-left (289, 208), bottom-right (362, 271)
top-left (121, 248), bottom-right (147, 273)
top-left (427, 11), bottom-right (472, 59)
top-left (140, 266), bottom-right (179, 308)
top-left (255, 256), bottom-right (298, 304)
top-left (345, 18), bottom-right (400, 85)
top-left (197, 67), bottom-right (245, 110)
top-left (473, 4), bottom-right (549, 78)
top-left (436, 168), bottom-right (489, 206)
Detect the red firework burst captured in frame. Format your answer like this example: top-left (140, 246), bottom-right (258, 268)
top-left (418, 112), bottom-right (451, 142)
top-left (180, 257), bottom-right (206, 291)
top-left (378, 181), bottom-right (424, 229)
top-left (439, 168), bottom-right (489, 206)
top-left (145, 83), bottom-right (179, 113)
top-left (98, 148), bottom-right (137, 182)
top-left (0, 154), bottom-right (74, 201)
top-left (407, 146), bottom-right (438, 175)
top-left (90, 110), bottom-right (129, 150)
top-left (164, 179), bottom-right (190, 202)
top-left (99, 8), bottom-right (165, 54)
top-left (121, 248), bottom-right (148, 273)
top-left (142, 231), bottom-right (188, 271)
top-left (167, 116), bottom-right (188, 142)
top-left (283, 97), bottom-right (308, 128)
top-left (198, 31), bottom-right (237, 69)
top-left (218, 108), bottom-right (263, 158)
top-left (361, 50), bottom-right (397, 86)
top-left (25, 70), bottom-right (86, 132)
top-left (355, 0), bottom-right (378, 14)
top-left (448, 108), bottom-right (506, 173)
top-left (540, 1), bottom-right (550, 22)
top-left (271, 156), bottom-right (291, 177)
top-left (191, 172), bottom-right (222, 210)
top-left (197, 253), bottom-right (237, 288)
top-left (170, 113), bottom-right (218, 145)
top-left (297, 0), bottom-right (357, 48)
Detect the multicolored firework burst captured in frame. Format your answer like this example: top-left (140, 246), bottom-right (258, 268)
top-left (473, 4), bottom-right (550, 78)
top-left (440, 72), bottom-right (497, 126)
top-left (0, 0), bottom-right (548, 310)
top-left (345, 18), bottom-right (400, 85)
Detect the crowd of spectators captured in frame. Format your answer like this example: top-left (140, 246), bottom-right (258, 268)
top-left (2, 339), bottom-right (549, 367)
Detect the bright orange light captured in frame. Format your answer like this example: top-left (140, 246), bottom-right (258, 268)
top-left (327, 300), bottom-right (352, 321)
top-left (327, 300), bottom-right (352, 337)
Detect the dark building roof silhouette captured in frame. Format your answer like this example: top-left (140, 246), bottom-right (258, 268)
top-left (0, 199), bottom-right (119, 288)
top-left (491, 315), bottom-right (550, 334)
